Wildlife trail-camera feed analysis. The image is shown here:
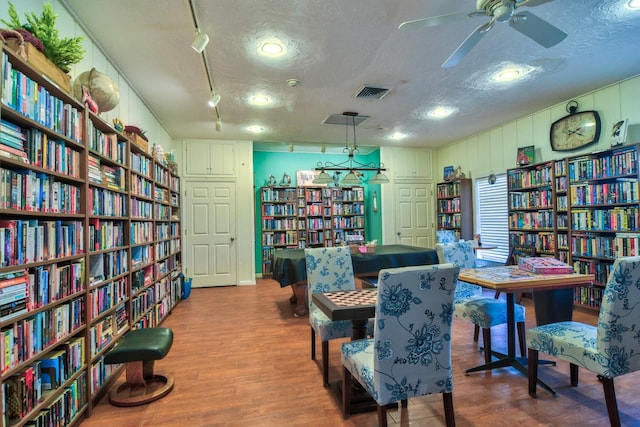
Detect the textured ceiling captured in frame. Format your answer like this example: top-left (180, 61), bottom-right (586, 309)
top-left (61, 0), bottom-right (640, 152)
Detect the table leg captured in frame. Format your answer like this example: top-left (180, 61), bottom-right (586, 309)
top-left (533, 288), bottom-right (573, 325)
top-left (292, 284), bottom-right (308, 317)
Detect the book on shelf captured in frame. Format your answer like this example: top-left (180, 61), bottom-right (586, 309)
top-left (518, 256), bottom-right (574, 274)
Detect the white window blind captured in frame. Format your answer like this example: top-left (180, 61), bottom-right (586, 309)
top-left (476, 174), bottom-right (509, 263)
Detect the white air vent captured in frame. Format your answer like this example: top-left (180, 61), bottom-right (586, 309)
top-left (322, 113), bottom-right (369, 126)
top-left (353, 84), bottom-right (392, 100)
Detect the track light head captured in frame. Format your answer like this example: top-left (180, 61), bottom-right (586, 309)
top-left (216, 119), bottom-right (222, 131)
top-left (191, 31), bottom-right (210, 52)
top-left (208, 92), bottom-right (221, 107)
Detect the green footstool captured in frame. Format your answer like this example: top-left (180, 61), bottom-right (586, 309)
top-left (104, 327), bottom-right (174, 406)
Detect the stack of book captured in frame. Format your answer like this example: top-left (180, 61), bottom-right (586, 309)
top-left (87, 154), bottom-right (102, 184)
top-left (0, 270), bottom-right (29, 322)
top-left (0, 119), bottom-right (29, 163)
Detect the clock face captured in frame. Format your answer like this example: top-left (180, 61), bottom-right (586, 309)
top-left (550, 110), bottom-right (601, 151)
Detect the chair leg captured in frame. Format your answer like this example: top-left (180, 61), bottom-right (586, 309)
top-left (401, 399), bottom-right (408, 407)
top-left (310, 328), bottom-right (316, 361)
top-left (377, 404), bottom-right (388, 427)
top-left (482, 328), bottom-right (492, 364)
top-left (516, 321), bottom-right (526, 358)
top-left (473, 325), bottom-right (480, 343)
top-left (528, 347), bottom-right (539, 397)
top-left (342, 367), bottom-right (352, 418)
top-left (322, 340), bottom-right (329, 386)
top-left (598, 375), bottom-right (621, 427)
top-left (494, 290), bottom-right (501, 299)
top-left (570, 363), bottom-right (579, 386)
top-left (443, 392), bottom-right (456, 427)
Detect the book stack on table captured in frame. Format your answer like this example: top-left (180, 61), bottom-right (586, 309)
top-left (518, 257), bottom-right (574, 275)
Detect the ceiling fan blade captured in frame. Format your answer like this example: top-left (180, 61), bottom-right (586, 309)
top-left (509, 11), bottom-right (567, 48)
top-left (398, 10), bottom-right (475, 31)
top-left (519, 0), bottom-right (556, 7)
top-left (442, 22), bottom-right (492, 68)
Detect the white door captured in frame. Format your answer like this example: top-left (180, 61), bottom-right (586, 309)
top-left (394, 184), bottom-right (433, 248)
top-left (185, 181), bottom-right (237, 287)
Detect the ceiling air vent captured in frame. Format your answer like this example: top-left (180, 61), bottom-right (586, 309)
top-left (353, 84), bottom-right (392, 100)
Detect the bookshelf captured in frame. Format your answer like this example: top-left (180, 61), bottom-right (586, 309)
top-left (0, 43), bottom-right (183, 425)
top-left (567, 144), bottom-right (640, 312)
top-left (259, 185), bottom-right (367, 274)
top-left (436, 178), bottom-right (473, 241)
top-left (260, 187), bottom-right (298, 275)
top-left (507, 161), bottom-right (557, 256)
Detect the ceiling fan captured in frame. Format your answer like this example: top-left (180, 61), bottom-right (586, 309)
top-left (398, 0), bottom-right (567, 68)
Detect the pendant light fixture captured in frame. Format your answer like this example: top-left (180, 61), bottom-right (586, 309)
top-left (313, 112), bottom-right (389, 186)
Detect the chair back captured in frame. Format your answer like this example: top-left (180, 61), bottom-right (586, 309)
top-left (436, 242), bottom-right (482, 300)
top-left (372, 264), bottom-right (458, 404)
top-left (596, 256), bottom-right (640, 375)
top-left (304, 246), bottom-right (356, 308)
top-left (506, 243), bottom-right (537, 266)
top-left (436, 230), bottom-right (458, 243)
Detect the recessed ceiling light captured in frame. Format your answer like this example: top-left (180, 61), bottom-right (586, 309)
top-left (427, 107), bottom-right (457, 119)
top-left (247, 125), bottom-right (265, 133)
top-left (389, 132), bottom-right (407, 140)
top-left (250, 94), bottom-right (271, 106)
top-left (627, 0), bottom-right (640, 9)
top-left (260, 41), bottom-right (284, 56)
top-left (495, 68), bottom-right (521, 82)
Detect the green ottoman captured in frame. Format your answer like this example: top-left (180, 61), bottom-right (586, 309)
top-left (104, 327), bottom-right (174, 406)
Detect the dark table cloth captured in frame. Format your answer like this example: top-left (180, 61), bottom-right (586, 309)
top-left (271, 244), bottom-right (439, 287)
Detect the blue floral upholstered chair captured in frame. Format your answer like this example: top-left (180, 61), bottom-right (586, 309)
top-left (436, 242), bottom-right (527, 364)
top-left (305, 246), bottom-right (373, 386)
top-left (527, 256), bottom-right (640, 427)
top-left (436, 230), bottom-right (458, 243)
top-left (341, 264), bottom-right (459, 427)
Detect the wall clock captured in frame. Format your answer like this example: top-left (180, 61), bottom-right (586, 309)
top-left (550, 101), bottom-right (601, 151)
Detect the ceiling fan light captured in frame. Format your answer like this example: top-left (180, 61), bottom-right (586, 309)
top-left (369, 171), bottom-right (390, 184)
top-left (191, 31), bottom-right (210, 53)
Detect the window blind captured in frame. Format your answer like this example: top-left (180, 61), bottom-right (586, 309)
top-left (476, 174), bottom-right (509, 263)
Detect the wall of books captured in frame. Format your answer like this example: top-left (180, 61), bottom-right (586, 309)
top-left (0, 44), bottom-right (183, 425)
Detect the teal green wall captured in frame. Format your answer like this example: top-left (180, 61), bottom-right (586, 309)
top-left (253, 150), bottom-right (384, 274)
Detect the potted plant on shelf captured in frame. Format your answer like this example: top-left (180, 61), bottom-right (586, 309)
top-left (1, 1), bottom-right (84, 92)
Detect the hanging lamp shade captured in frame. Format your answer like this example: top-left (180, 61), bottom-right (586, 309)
top-left (313, 170), bottom-right (334, 184)
top-left (341, 170), bottom-right (361, 186)
top-left (369, 170), bottom-right (390, 184)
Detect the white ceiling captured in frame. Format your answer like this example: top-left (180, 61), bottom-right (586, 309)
top-left (61, 0), bottom-right (640, 152)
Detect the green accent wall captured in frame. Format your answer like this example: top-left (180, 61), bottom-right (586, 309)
top-left (253, 149), bottom-right (384, 275)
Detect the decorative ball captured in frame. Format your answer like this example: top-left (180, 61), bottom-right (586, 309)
top-left (73, 68), bottom-right (120, 112)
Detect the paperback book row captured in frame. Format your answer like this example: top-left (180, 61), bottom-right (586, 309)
top-left (87, 119), bottom-right (127, 164)
top-left (0, 119), bottom-right (82, 178)
top-left (570, 180), bottom-right (639, 206)
top-left (0, 167), bottom-right (82, 214)
top-left (89, 278), bottom-right (128, 319)
top-left (2, 337), bottom-right (85, 425)
top-left (1, 52), bottom-right (84, 143)
top-left (571, 206), bottom-right (640, 231)
top-left (88, 154), bottom-right (126, 191)
top-left (1, 297), bottom-right (85, 373)
top-left (0, 219), bottom-right (84, 268)
top-left (0, 262), bottom-right (84, 323)
top-left (88, 219), bottom-right (126, 252)
top-left (572, 232), bottom-right (640, 258)
top-left (568, 147), bottom-right (637, 181)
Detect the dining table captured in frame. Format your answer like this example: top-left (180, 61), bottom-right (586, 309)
top-left (458, 266), bottom-right (595, 394)
top-left (272, 244), bottom-right (438, 316)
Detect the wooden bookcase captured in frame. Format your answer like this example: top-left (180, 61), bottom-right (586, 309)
top-left (0, 43), bottom-right (183, 425)
top-left (436, 178), bottom-right (473, 241)
top-left (507, 161), bottom-right (557, 256)
top-left (259, 185), bottom-right (366, 273)
top-left (567, 144), bottom-right (640, 312)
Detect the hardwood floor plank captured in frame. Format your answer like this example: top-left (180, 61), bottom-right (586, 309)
top-left (78, 279), bottom-right (640, 426)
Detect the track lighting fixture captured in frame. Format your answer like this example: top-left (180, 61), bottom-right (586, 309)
top-left (191, 30), bottom-right (210, 53)
top-left (216, 119), bottom-right (222, 132)
top-left (208, 92), bottom-right (221, 107)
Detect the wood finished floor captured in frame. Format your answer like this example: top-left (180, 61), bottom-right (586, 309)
top-left (78, 279), bottom-right (640, 427)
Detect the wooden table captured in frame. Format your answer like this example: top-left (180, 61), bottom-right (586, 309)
top-left (311, 289), bottom-right (379, 413)
top-left (273, 245), bottom-right (438, 316)
top-left (458, 266), bottom-right (595, 394)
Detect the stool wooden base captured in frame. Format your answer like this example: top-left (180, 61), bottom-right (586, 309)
top-left (109, 373), bottom-right (175, 407)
